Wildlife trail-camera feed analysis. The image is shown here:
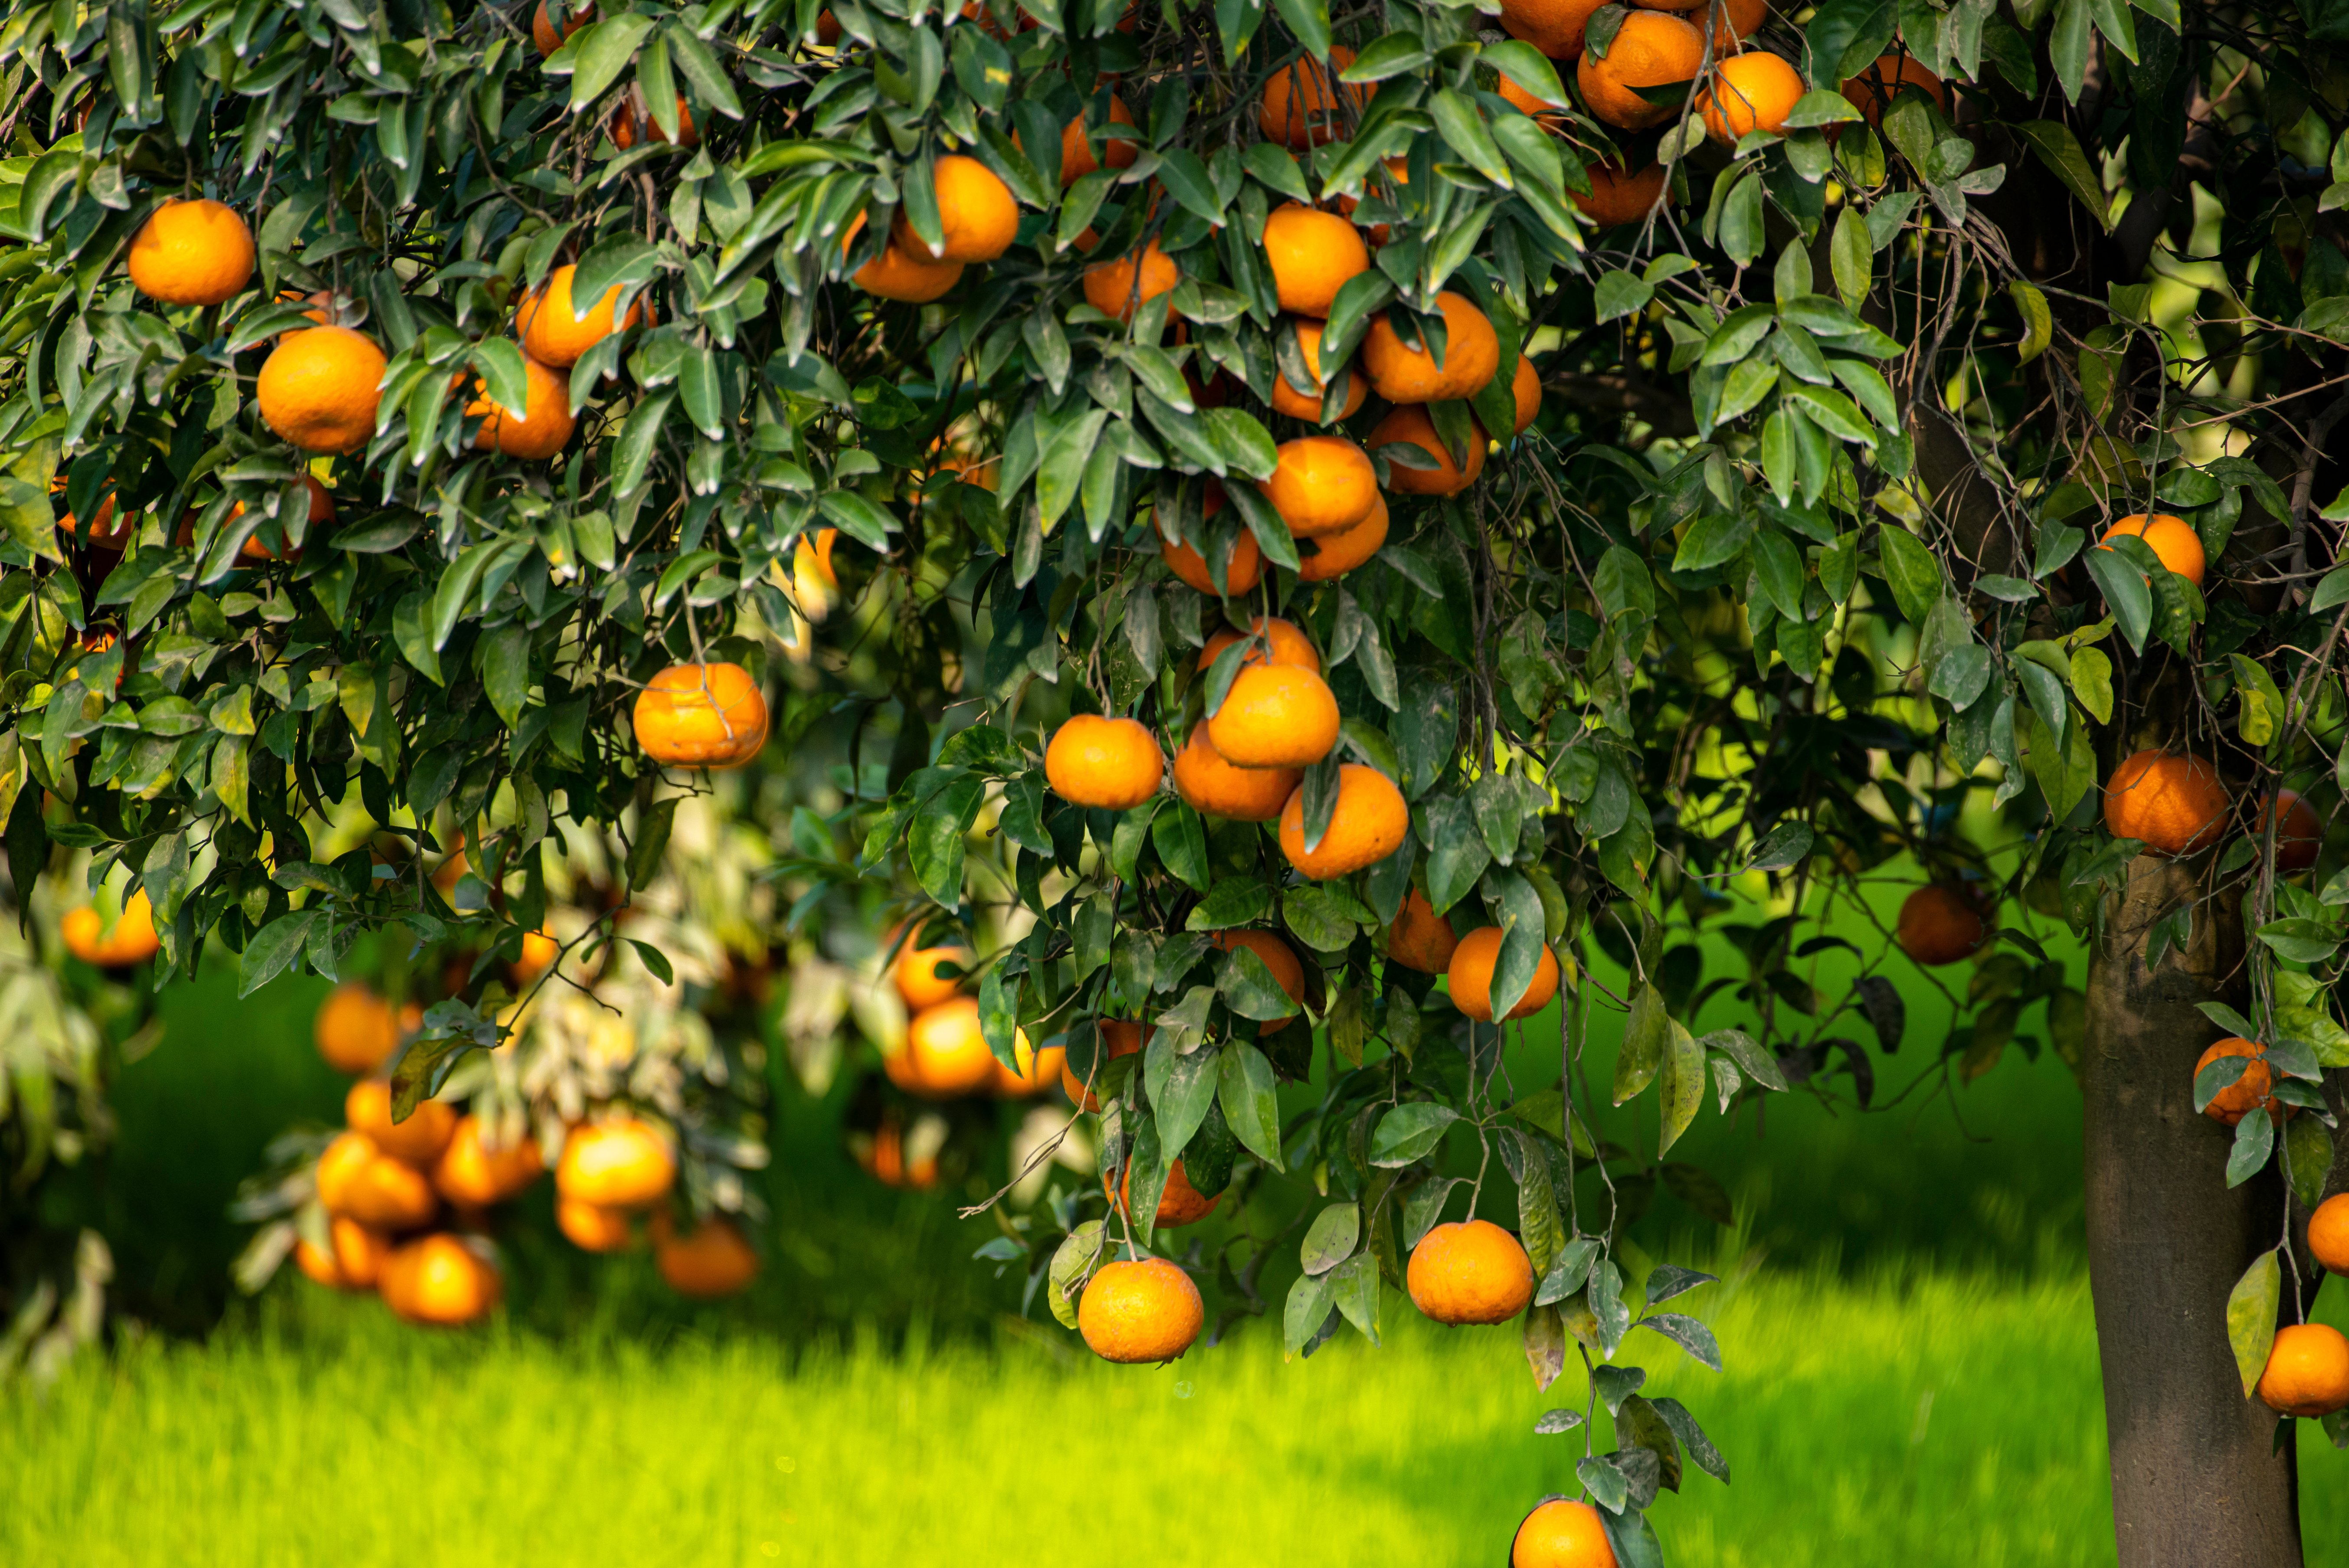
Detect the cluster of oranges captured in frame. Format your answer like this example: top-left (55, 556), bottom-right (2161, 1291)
top-left (881, 924), bottom-right (1065, 1098)
top-left (2258, 1195), bottom-right (2349, 1419)
top-left (59, 889), bottom-right (162, 969)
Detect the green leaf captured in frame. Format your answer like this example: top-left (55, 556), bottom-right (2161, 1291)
top-left (1150, 802), bottom-right (1210, 892)
top-left (2010, 279), bottom-right (2052, 364)
top-left (1186, 876), bottom-right (1273, 930)
top-left (1830, 207), bottom-right (1871, 307)
top-left (477, 627), bottom-right (531, 729)
top-left (1217, 1040), bottom-right (1284, 1170)
top-left (1269, 0), bottom-right (1333, 61)
top-left (1615, 985), bottom-right (1668, 1105)
top-left (1657, 1018), bottom-right (1705, 1155)
top-left (238, 910), bottom-right (321, 997)
top-left (1485, 40), bottom-right (1568, 105)
top-left (1301, 1202), bottom-right (1360, 1275)
top-left (2225, 1250), bottom-right (2280, 1398)
top-left (1284, 1268), bottom-right (1333, 1358)
top-left (1874, 525), bottom-right (1943, 625)
top-left (1369, 1101), bottom-right (1460, 1166)
top-left (909, 776), bottom-right (984, 907)
top-left (2013, 120), bottom-right (2111, 229)
top-left (567, 15), bottom-right (659, 109)
top-left (2082, 545), bottom-right (2152, 654)
top-left (2225, 1106), bottom-right (2276, 1188)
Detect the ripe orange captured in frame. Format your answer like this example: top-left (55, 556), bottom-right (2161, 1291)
top-left (1408, 1218), bottom-right (1534, 1324)
top-left (1270, 318), bottom-right (1366, 423)
top-left (1447, 926), bottom-right (1563, 1021)
top-left (1700, 51), bottom-right (1806, 144)
top-left (1388, 888), bottom-right (1459, 973)
top-left (60, 491), bottom-right (133, 550)
top-left (1840, 52), bottom-right (1945, 125)
top-left (2100, 512), bottom-right (2207, 589)
top-left (379, 1233), bottom-right (503, 1326)
top-left (1108, 1156), bottom-right (1223, 1228)
top-left (1512, 1498), bottom-right (1620, 1567)
top-left (903, 996), bottom-right (1004, 1098)
top-left (1083, 239), bottom-right (1179, 323)
top-left (221, 474), bottom-right (333, 560)
top-left (2103, 750), bottom-right (2227, 857)
top-left (1511, 357), bottom-right (1543, 434)
top-left (1370, 406), bottom-right (1487, 497)
top-left (1280, 764), bottom-right (1409, 878)
top-left (611, 95), bottom-right (698, 150)
top-left (1209, 930), bottom-right (1305, 1033)
top-left (990, 1033), bottom-right (1067, 1096)
top-left (1259, 47), bottom-right (1368, 149)
top-left (1199, 615), bottom-right (1322, 674)
top-left (557, 1117), bottom-right (677, 1207)
top-left (315, 983), bottom-right (404, 1074)
top-left (2258, 1322), bottom-right (2349, 1417)
top-left (533, 0), bottom-right (590, 54)
top-left (1162, 524), bottom-right (1263, 596)
top-left (2196, 1037), bottom-right (2292, 1126)
top-left (127, 197), bottom-right (254, 306)
top-left (1573, 161), bottom-right (1670, 227)
top-left (853, 235), bottom-right (965, 302)
top-left (346, 1078), bottom-right (458, 1165)
top-left (1078, 1256), bottom-right (1205, 1361)
top-left (894, 926), bottom-right (974, 1010)
top-left (1578, 12), bottom-right (1703, 130)
top-left (1207, 664), bottom-right (1341, 769)
top-left (557, 1195), bottom-right (636, 1252)
top-left (1298, 495), bottom-right (1388, 582)
top-left (633, 662), bottom-right (770, 768)
top-left (334, 1148), bottom-right (441, 1231)
top-left (467, 355), bottom-right (576, 460)
top-left (1710, 0), bottom-right (1769, 44)
top-left (1896, 886), bottom-right (1984, 966)
top-left (1259, 435), bottom-right (1379, 537)
top-left (1045, 714), bottom-right (1165, 808)
top-left (1063, 1019), bottom-right (1149, 1110)
top-left (313, 1132), bottom-right (378, 1216)
top-left (1362, 292), bottom-right (1500, 404)
top-left (2309, 1194), bottom-right (2349, 1272)
top-left (258, 326), bottom-right (387, 453)
top-left (1174, 726), bottom-right (1300, 821)
top-left (297, 1217), bottom-right (390, 1290)
top-left (1262, 204), bottom-right (1370, 317)
top-left (60, 890), bottom-right (161, 967)
top-left (1059, 94), bottom-right (1139, 183)
top-left (511, 927), bottom-right (560, 983)
top-left (1497, 0), bottom-right (1612, 58)
top-left (897, 155), bottom-right (1020, 263)
top-left (432, 1116), bottom-right (544, 1207)
top-left (2256, 790), bottom-right (2322, 872)
top-left (517, 264), bottom-right (650, 368)
top-left (655, 1215), bottom-right (761, 1297)
top-left (1495, 74), bottom-right (1567, 131)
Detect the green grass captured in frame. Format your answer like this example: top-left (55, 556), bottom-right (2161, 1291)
top-left (10, 1266), bottom-right (2348, 1566)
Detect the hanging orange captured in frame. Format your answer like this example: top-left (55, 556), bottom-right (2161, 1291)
top-left (467, 356), bottom-right (576, 460)
top-left (1258, 435), bottom-right (1379, 537)
top-left (258, 327), bottom-right (387, 453)
top-left (1408, 1219), bottom-right (1534, 1324)
top-left (1369, 406), bottom-right (1487, 497)
top-left (1173, 726), bottom-right (1300, 822)
top-left (345, 1078), bottom-right (459, 1165)
top-left (1700, 51), bottom-right (1807, 144)
top-left (1083, 239), bottom-right (1179, 323)
top-left (1206, 664), bottom-right (1340, 769)
top-left (2102, 750), bottom-right (2227, 857)
top-left (516, 264), bottom-right (651, 368)
top-left (2099, 512), bottom-right (2207, 589)
top-left (633, 663), bottom-right (770, 768)
top-left (60, 890), bottom-right (161, 966)
top-left (1297, 495), bottom-right (1389, 582)
top-left (1079, 1256), bottom-right (1204, 1362)
top-left (557, 1118), bottom-right (677, 1208)
top-left (1045, 714), bottom-right (1164, 808)
top-left (654, 1215), bottom-right (761, 1298)
top-left (378, 1233), bottom-right (504, 1326)
top-left (1447, 926), bottom-right (1562, 1021)
top-left (1895, 886), bottom-right (1985, 966)
top-left (1262, 203), bottom-right (1371, 317)
top-left (1269, 318), bottom-right (1367, 422)
top-left (1572, 162), bottom-right (1670, 227)
top-left (127, 198), bottom-right (254, 306)
top-left (1388, 889), bottom-right (1460, 974)
top-left (1258, 47), bottom-right (1369, 149)
top-left (1361, 293), bottom-right (1500, 403)
top-left (895, 155), bottom-right (1020, 263)
top-left (1279, 764), bottom-right (1409, 878)
top-left (1577, 12), bottom-right (1703, 130)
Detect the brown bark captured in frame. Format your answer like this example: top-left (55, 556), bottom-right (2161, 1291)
top-left (2084, 854), bottom-right (2303, 1568)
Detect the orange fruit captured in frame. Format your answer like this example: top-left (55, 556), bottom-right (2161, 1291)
top-left (2103, 750), bottom-right (2227, 857)
top-left (1512, 1498), bottom-right (1620, 1567)
top-left (432, 1116), bottom-right (544, 1207)
top-left (60, 491), bottom-right (133, 550)
top-left (1208, 930), bottom-right (1305, 1033)
top-left (1262, 204), bottom-right (1371, 317)
top-left (851, 226), bottom-right (966, 302)
top-left (1084, 239), bottom-right (1179, 323)
top-left (297, 1216), bottom-right (391, 1290)
top-left (516, 264), bottom-right (650, 368)
top-left (1711, 0), bottom-right (1769, 44)
top-left (1298, 494), bottom-right (1388, 582)
top-left (633, 662), bottom-right (769, 768)
top-left (2195, 1037), bottom-right (2292, 1126)
top-left (1447, 926), bottom-right (1563, 1021)
top-left (1388, 889), bottom-right (1460, 973)
top-left (333, 1149), bottom-right (441, 1231)
top-left (1059, 94), bottom-right (1139, 183)
top-left (1173, 727), bottom-right (1300, 822)
top-left (378, 1233), bottom-right (503, 1326)
top-left (511, 927), bottom-right (560, 984)
top-left (1840, 52), bottom-right (1945, 125)
top-left (1162, 524), bottom-right (1263, 597)
top-left (1259, 435), bottom-right (1379, 537)
top-left (221, 475), bottom-right (333, 560)
top-left (1577, 12), bottom-right (1703, 130)
top-left (1496, 0), bottom-right (1612, 59)
top-left (903, 995), bottom-right (1005, 1098)
top-left (1362, 292), bottom-right (1500, 404)
top-left (1062, 1019), bottom-right (1149, 1110)
top-left (2099, 513), bottom-right (2206, 589)
top-left (2257, 790), bottom-right (2323, 872)
top-left (1408, 1218), bottom-right (1534, 1324)
top-left (558, 1195), bottom-right (636, 1252)
top-left (894, 927), bottom-right (974, 1010)
top-left (1510, 357), bottom-right (1543, 434)
top-left (1207, 664), bottom-right (1341, 769)
top-left (258, 326), bottom-right (387, 453)
top-left (557, 1117), bottom-right (677, 1207)
top-left (991, 1033), bottom-right (1067, 1096)
top-left (655, 1215), bottom-right (761, 1297)
top-left (2258, 1323), bottom-right (2349, 1417)
top-left (1078, 1256), bottom-right (1205, 1362)
top-left (60, 890), bottom-right (161, 966)
top-left (1259, 47), bottom-right (1368, 149)
top-left (1199, 615), bottom-right (1322, 675)
top-left (345, 1078), bottom-right (459, 1165)
top-left (1269, 318), bottom-right (1366, 422)
top-left (127, 197), bottom-right (254, 306)
top-left (1896, 886), bottom-right (1984, 966)
top-left (313, 1133), bottom-right (378, 1216)
top-left (314, 983), bottom-right (404, 1075)
top-left (467, 355), bottom-right (576, 460)
top-left (1573, 161), bottom-right (1670, 227)
top-left (1108, 1157), bottom-right (1222, 1228)
top-left (1279, 764), bottom-right (1409, 878)
top-left (1495, 74), bottom-right (1567, 130)
top-left (2308, 1194), bottom-right (2349, 1273)
top-left (1700, 50), bottom-right (1806, 143)
top-left (896, 155), bottom-right (1020, 263)
top-left (533, 0), bottom-right (590, 54)
top-left (611, 95), bottom-right (698, 150)
top-left (1045, 714), bottom-right (1165, 808)
top-left (1370, 406), bottom-right (1487, 497)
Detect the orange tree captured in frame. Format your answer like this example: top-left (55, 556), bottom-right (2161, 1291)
top-left (3, 0), bottom-right (2349, 1560)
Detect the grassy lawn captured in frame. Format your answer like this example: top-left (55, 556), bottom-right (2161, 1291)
top-left (10, 1265), bottom-right (2346, 1567)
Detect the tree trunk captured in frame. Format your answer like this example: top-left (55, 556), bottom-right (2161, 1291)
top-left (2085, 854), bottom-right (2302, 1567)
